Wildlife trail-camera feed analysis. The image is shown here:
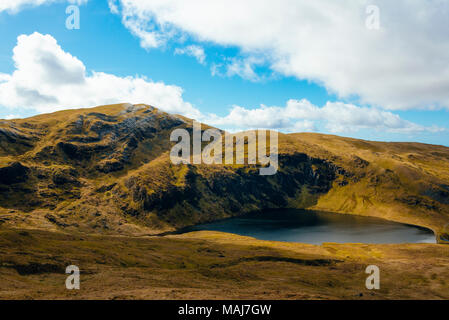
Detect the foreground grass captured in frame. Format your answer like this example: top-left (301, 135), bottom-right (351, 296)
top-left (0, 228), bottom-right (448, 300)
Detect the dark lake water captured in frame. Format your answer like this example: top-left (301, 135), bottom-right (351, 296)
top-left (183, 209), bottom-right (436, 244)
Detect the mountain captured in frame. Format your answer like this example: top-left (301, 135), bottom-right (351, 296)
top-left (1, 103), bottom-right (448, 242)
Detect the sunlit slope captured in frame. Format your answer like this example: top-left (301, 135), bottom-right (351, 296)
top-left (281, 133), bottom-right (449, 236)
top-left (0, 104), bottom-right (448, 241)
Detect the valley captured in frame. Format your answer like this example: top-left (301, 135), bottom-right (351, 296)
top-left (1, 103), bottom-right (449, 299)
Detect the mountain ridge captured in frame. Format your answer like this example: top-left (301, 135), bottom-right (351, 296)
top-left (1, 103), bottom-right (448, 242)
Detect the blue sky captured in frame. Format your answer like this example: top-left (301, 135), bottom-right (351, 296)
top-left (0, 0), bottom-right (448, 146)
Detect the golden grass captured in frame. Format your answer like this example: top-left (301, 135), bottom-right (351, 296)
top-left (0, 228), bottom-right (448, 300)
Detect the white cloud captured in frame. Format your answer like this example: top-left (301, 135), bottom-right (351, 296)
top-left (67, 0), bottom-right (87, 4)
top-left (111, 0), bottom-right (449, 110)
top-left (0, 32), bottom-right (441, 136)
top-left (0, 0), bottom-right (87, 13)
top-left (211, 56), bottom-right (267, 82)
top-left (0, 0), bottom-right (52, 13)
top-left (121, 16), bottom-right (161, 49)
top-left (203, 99), bottom-right (445, 134)
top-left (174, 45), bottom-right (206, 65)
top-left (0, 74), bottom-right (11, 82)
top-left (107, 0), bottom-right (119, 14)
top-left (225, 57), bottom-right (259, 81)
top-left (292, 120), bottom-right (317, 133)
top-left (3, 114), bottom-right (21, 120)
top-left (0, 32), bottom-right (201, 118)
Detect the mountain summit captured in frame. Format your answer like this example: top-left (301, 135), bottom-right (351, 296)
top-left (1, 103), bottom-right (448, 241)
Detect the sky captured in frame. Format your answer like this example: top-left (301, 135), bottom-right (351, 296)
top-left (0, 0), bottom-right (448, 146)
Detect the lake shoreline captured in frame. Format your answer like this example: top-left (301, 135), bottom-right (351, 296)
top-left (173, 209), bottom-right (437, 245)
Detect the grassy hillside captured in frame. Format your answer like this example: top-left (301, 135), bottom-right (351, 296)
top-left (0, 103), bottom-right (448, 241)
top-left (1, 228), bottom-right (448, 299)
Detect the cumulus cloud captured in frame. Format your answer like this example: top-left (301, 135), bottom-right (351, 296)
top-left (0, 0), bottom-right (53, 12)
top-left (0, 0), bottom-right (87, 13)
top-left (174, 45), bottom-right (206, 64)
top-left (3, 114), bottom-right (20, 120)
top-left (107, 0), bottom-right (119, 14)
top-left (0, 32), bottom-right (441, 136)
top-left (203, 99), bottom-right (445, 134)
top-left (0, 32), bottom-right (201, 118)
top-left (211, 56), bottom-right (268, 82)
top-left (110, 0), bottom-right (449, 110)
